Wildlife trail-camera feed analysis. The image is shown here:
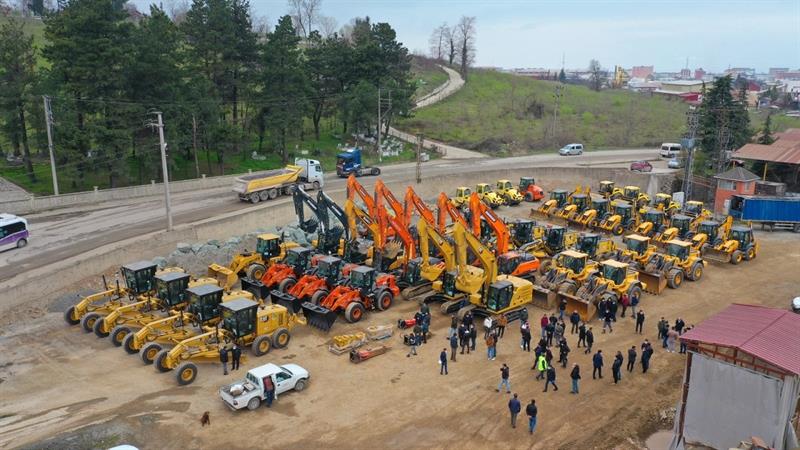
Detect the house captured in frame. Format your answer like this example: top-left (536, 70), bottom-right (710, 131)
top-left (631, 66), bottom-right (654, 79)
top-left (733, 128), bottom-right (800, 184)
top-left (671, 304), bottom-right (800, 450)
top-left (713, 166), bottom-right (759, 214)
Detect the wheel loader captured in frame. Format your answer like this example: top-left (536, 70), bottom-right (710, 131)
top-left (682, 200), bottom-right (711, 219)
top-left (154, 297), bottom-right (305, 385)
top-left (634, 209), bottom-right (667, 238)
top-left (207, 233), bottom-right (289, 283)
top-left (91, 271), bottom-right (217, 342)
top-left (476, 183), bottom-right (505, 209)
top-left (654, 214), bottom-right (702, 248)
top-left (700, 222), bottom-right (758, 265)
top-left (652, 193), bottom-right (680, 217)
top-left (574, 233), bottom-right (617, 262)
top-left (451, 186), bottom-right (472, 208)
top-left (496, 179), bottom-right (523, 206)
top-left (639, 239), bottom-right (705, 291)
top-left (65, 261), bottom-right (175, 329)
top-left (598, 180), bottom-right (623, 200)
top-left (270, 255), bottom-right (345, 314)
top-left (558, 259), bottom-right (645, 322)
top-left (301, 265), bottom-right (399, 331)
top-left (568, 196), bottom-right (605, 228)
top-left (532, 250), bottom-right (597, 311)
top-left (519, 177), bottom-right (544, 202)
top-left (531, 189), bottom-right (569, 220)
top-left (241, 246), bottom-right (315, 300)
top-left (123, 285), bottom-right (253, 364)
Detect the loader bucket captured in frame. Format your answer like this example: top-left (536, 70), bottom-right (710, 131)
top-left (559, 292), bottom-right (597, 323)
top-left (701, 247), bottom-right (732, 264)
top-left (530, 208), bottom-right (551, 221)
top-left (531, 286), bottom-right (557, 310)
top-left (301, 302), bottom-right (338, 331)
top-left (207, 264), bottom-right (237, 291)
top-left (270, 290), bottom-right (304, 314)
top-left (241, 277), bottom-right (270, 300)
top-left (637, 270), bottom-right (667, 295)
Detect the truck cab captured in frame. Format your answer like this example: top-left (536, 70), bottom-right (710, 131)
top-left (336, 148), bottom-right (380, 178)
top-left (294, 158), bottom-right (324, 189)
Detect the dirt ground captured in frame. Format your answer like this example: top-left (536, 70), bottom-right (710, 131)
top-left (1, 204), bottom-right (799, 450)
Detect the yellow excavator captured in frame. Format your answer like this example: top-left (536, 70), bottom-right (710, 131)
top-left (559, 259), bottom-right (645, 322)
top-left (532, 250), bottom-right (597, 310)
top-left (400, 217), bottom-right (456, 301)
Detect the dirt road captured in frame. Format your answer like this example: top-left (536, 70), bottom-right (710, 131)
top-left (1, 206), bottom-right (797, 449)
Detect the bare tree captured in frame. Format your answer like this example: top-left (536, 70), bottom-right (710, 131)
top-left (456, 16), bottom-right (477, 81)
top-left (444, 25), bottom-right (458, 66)
top-left (588, 59), bottom-right (605, 92)
top-left (318, 15), bottom-right (338, 37)
top-left (428, 22), bottom-right (448, 61)
top-left (164, 0), bottom-right (190, 22)
top-left (288, 0), bottom-right (321, 38)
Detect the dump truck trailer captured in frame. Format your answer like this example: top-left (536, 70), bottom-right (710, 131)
top-left (233, 159), bottom-right (324, 203)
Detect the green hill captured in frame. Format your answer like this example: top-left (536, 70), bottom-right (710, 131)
top-left (0, 15), bottom-right (47, 66)
top-left (411, 56), bottom-right (449, 100)
top-left (398, 69), bottom-right (690, 155)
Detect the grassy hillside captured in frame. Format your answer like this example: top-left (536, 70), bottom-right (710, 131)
top-left (398, 69), bottom-right (691, 155)
top-left (411, 56), bottom-right (449, 100)
top-left (0, 15), bottom-right (47, 66)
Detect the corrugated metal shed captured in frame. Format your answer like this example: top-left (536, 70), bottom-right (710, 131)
top-left (734, 140), bottom-right (800, 165)
top-left (681, 303), bottom-right (800, 376)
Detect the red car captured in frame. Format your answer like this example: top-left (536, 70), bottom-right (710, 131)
top-left (630, 160), bottom-right (653, 172)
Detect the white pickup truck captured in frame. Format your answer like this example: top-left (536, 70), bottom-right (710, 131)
top-left (219, 363), bottom-right (309, 411)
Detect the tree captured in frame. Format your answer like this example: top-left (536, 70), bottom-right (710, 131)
top-left (444, 25), bottom-right (457, 65)
top-left (697, 75), bottom-right (751, 173)
top-left (588, 59), bottom-right (605, 91)
top-left (0, 15), bottom-right (37, 181)
top-left (317, 15), bottom-right (337, 37)
top-left (758, 113), bottom-right (774, 145)
top-left (260, 15), bottom-right (309, 163)
top-left (558, 68), bottom-right (566, 83)
top-left (455, 16), bottom-right (476, 81)
top-left (428, 22), bottom-right (448, 61)
top-left (287, 0), bottom-right (320, 38)
top-left (305, 31), bottom-right (345, 140)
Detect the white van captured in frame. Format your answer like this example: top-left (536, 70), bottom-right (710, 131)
top-left (0, 214), bottom-right (29, 250)
top-left (660, 143), bottom-right (681, 158)
top-left (558, 143), bottom-right (584, 156)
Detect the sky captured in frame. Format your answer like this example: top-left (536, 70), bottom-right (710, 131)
top-left (135, 0), bottom-right (800, 73)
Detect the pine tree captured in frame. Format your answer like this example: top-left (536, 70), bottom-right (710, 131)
top-left (697, 75), bottom-right (751, 173)
top-left (558, 68), bottom-right (566, 83)
top-left (758, 113), bottom-right (775, 145)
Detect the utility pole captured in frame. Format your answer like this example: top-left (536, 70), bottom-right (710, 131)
top-left (416, 133), bottom-right (423, 184)
top-left (681, 107), bottom-right (699, 201)
top-left (191, 115), bottom-right (200, 179)
top-left (42, 95), bottom-right (59, 195)
top-left (151, 111), bottom-right (173, 231)
top-left (551, 84), bottom-right (563, 145)
top-left (377, 88), bottom-right (381, 163)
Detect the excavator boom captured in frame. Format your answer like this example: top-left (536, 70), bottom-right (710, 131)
top-left (469, 192), bottom-right (510, 254)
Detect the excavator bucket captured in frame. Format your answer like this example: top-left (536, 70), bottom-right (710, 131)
top-left (270, 290), bottom-right (304, 314)
top-left (301, 302), bottom-right (338, 331)
top-left (531, 286), bottom-right (557, 310)
top-left (701, 247), bottom-right (733, 264)
top-left (637, 270), bottom-right (667, 295)
top-left (558, 292), bottom-right (597, 323)
top-left (207, 264), bottom-right (238, 291)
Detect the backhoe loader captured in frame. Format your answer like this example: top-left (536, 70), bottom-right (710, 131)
top-left (519, 176), bottom-right (544, 202)
top-left (301, 265), bottom-right (399, 331)
top-left (699, 219), bottom-right (758, 264)
top-left (476, 183), bottom-right (505, 209)
top-left (532, 250), bottom-right (596, 310)
top-left (598, 180), bottom-right (624, 200)
top-left (634, 209), bottom-right (667, 238)
top-left (682, 200), bottom-right (711, 219)
top-left (654, 214), bottom-right (704, 247)
top-left (531, 189), bottom-right (569, 220)
top-left (509, 219), bottom-right (544, 248)
top-left (496, 179), bottom-right (523, 205)
top-left (518, 225), bottom-right (578, 274)
top-left (559, 259), bottom-right (645, 322)
top-left (613, 234), bottom-right (667, 294)
top-left (565, 194), bottom-right (598, 228)
top-left (65, 261), bottom-right (174, 330)
top-left (531, 186), bottom-right (589, 222)
top-left (652, 193), bottom-right (680, 217)
top-left (640, 240), bottom-right (705, 290)
top-left (154, 297), bottom-right (305, 385)
top-left (621, 185), bottom-right (650, 209)
top-left (591, 202), bottom-right (632, 236)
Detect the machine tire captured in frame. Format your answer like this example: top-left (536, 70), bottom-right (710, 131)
top-left (310, 289), bottom-right (328, 305)
top-left (81, 312), bottom-right (102, 333)
top-left (141, 343), bottom-right (163, 364)
top-left (278, 277), bottom-right (296, 293)
top-left (312, 181), bottom-right (320, 190)
top-left (375, 290), bottom-right (393, 311)
top-left (689, 262), bottom-right (703, 281)
top-left (259, 190), bottom-right (270, 201)
top-left (273, 328), bottom-right (291, 349)
top-left (524, 192), bottom-right (534, 202)
top-left (627, 285), bottom-right (643, 304)
top-left (612, 224), bottom-right (624, 236)
top-left (16, 238), bottom-right (27, 248)
top-left (176, 362), bottom-right (198, 386)
top-left (246, 263), bottom-right (267, 280)
top-left (667, 269), bottom-right (683, 289)
top-left (110, 326), bottom-right (132, 347)
top-left (122, 333), bottom-right (139, 354)
top-left (92, 317), bottom-right (110, 338)
top-left (154, 349), bottom-right (173, 372)
top-left (249, 193), bottom-right (260, 204)
top-left (247, 397), bottom-right (261, 410)
top-left (268, 188), bottom-right (279, 199)
top-left (731, 250), bottom-right (743, 265)
top-left (371, 168), bottom-right (380, 175)
top-left (745, 247), bottom-right (756, 261)
top-left (64, 306), bottom-right (80, 325)
top-left (294, 379), bottom-right (307, 392)
top-left (345, 302), bottom-right (366, 323)
top-left (253, 335), bottom-right (272, 356)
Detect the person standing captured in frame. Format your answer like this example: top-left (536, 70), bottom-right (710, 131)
top-left (540, 314), bottom-right (549, 339)
top-left (635, 310), bottom-right (645, 334)
top-left (554, 321), bottom-right (565, 344)
top-left (570, 311), bottom-right (580, 334)
top-left (667, 327), bottom-right (679, 353)
top-left (484, 316), bottom-right (494, 339)
top-left (577, 322), bottom-right (587, 347)
top-left (612, 351), bottom-right (623, 384)
top-left (526, 400), bottom-right (538, 435)
top-left (627, 346), bottom-right (637, 372)
top-left (602, 308), bottom-right (614, 334)
top-left (449, 333), bottom-right (458, 362)
top-left (521, 321), bottom-right (532, 352)
top-left (658, 317), bottom-right (669, 347)
top-left (620, 293), bottom-right (629, 318)
top-left (592, 349), bottom-right (604, 379)
top-left (421, 314), bottom-right (430, 343)
top-left (675, 317), bottom-right (685, 334)
top-left (264, 375), bottom-right (275, 407)
top-left (497, 363), bottom-right (511, 393)
top-left (543, 365), bottom-right (558, 392)
top-left (630, 293), bottom-right (640, 318)
top-left (508, 393), bottom-right (521, 428)
top-left (558, 298), bottom-right (567, 320)
top-left (679, 326), bottom-right (691, 354)
top-left (469, 323), bottom-right (478, 351)
top-left (486, 332), bottom-right (497, 360)
top-left (536, 353), bottom-right (548, 380)
top-left (570, 363), bottom-right (581, 394)
top-left (558, 338), bottom-right (570, 368)
top-left (460, 326), bottom-right (470, 355)
top-left (641, 342), bottom-right (653, 373)
top-left (584, 327), bottom-right (594, 354)
top-left (545, 321), bottom-right (555, 347)
top-left (231, 344), bottom-right (242, 371)
top-left (440, 348), bottom-right (449, 375)
top-left (462, 310), bottom-right (474, 327)
top-left (407, 333), bottom-right (418, 357)
top-left (496, 314), bottom-right (507, 339)
top-left (219, 345), bottom-right (229, 375)
top-left (413, 322), bottom-right (423, 344)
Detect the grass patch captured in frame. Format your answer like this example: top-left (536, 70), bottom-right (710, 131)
top-left (0, 15), bottom-right (48, 67)
top-left (411, 56), bottom-right (449, 100)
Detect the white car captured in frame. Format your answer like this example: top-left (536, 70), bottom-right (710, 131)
top-left (558, 143), bottom-right (584, 156)
top-left (660, 143), bottom-right (681, 158)
top-left (668, 158), bottom-right (684, 169)
top-left (220, 363), bottom-right (309, 411)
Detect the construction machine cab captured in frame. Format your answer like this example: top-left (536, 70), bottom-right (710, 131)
top-left (456, 187), bottom-right (471, 198)
top-left (556, 250), bottom-right (589, 275)
top-left (666, 240), bottom-right (690, 261)
top-left (349, 266), bottom-right (377, 294)
top-left (697, 221), bottom-right (721, 244)
top-left (670, 215), bottom-right (692, 238)
top-left (120, 261), bottom-right (159, 295)
top-left (643, 209), bottom-right (665, 227)
top-left (512, 219), bottom-right (536, 247)
top-left (519, 177), bottom-right (536, 191)
top-left (186, 284), bottom-right (225, 323)
top-left (256, 234), bottom-right (282, 259)
top-left (730, 226), bottom-right (754, 249)
top-left (571, 194), bottom-right (589, 212)
top-left (623, 234), bottom-right (650, 256)
top-left (155, 272), bottom-right (193, 308)
top-left (498, 252), bottom-right (537, 276)
top-left (600, 260), bottom-right (627, 286)
top-left (615, 203), bottom-right (633, 223)
top-left (550, 189), bottom-right (568, 208)
top-left (221, 297), bottom-right (260, 339)
top-left (284, 247), bottom-right (314, 275)
top-left (624, 186), bottom-right (641, 200)
top-left (592, 198), bottom-right (609, 218)
top-left (576, 233), bottom-right (601, 256)
top-left (683, 201), bottom-right (705, 217)
top-left (486, 279), bottom-right (514, 313)
top-left (599, 181), bottom-right (615, 197)
top-left (545, 226), bottom-right (567, 252)
top-left (476, 183), bottom-right (492, 195)
top-left (316, 256), bottom-right (344, 285)
top-left (498, 180), bottom-right (513, 191)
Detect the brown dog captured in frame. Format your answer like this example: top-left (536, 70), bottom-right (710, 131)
top-left (200, 411), bottom-right (210, 427)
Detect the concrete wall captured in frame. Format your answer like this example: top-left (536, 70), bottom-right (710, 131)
top-left (0, 166), bottom-right (671, 314)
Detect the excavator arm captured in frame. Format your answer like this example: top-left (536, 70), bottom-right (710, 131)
top-left (375, 180), bottom-right (406, 227)
top-left (452, 221), bottom-right (497, 298)
top-left (345, 199), bottom-right (381, 246)
top-left (378, 206), bottom-right (416, 271)
top-left (418, 217), bottom-right (456, 272)
top-left (317, 190), bottom-right (350, 242)
top-left (293, 186), bottom-right (323, 234)
top-left (437, 192), bottom-right (468, 234)
top-left (469, 192), bottom-right (510, 254)
top-left (347, 174), bottom-right (378, 218)
top-left (404, 186), bottom-right (437, 229)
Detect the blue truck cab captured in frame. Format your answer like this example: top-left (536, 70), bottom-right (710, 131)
top-left (336, 148), bottom-right (381, 178)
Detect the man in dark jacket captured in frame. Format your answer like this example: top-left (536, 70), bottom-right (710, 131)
top-left (675, 317), bottom-right (685, 334)
top-left (658, 317), bottom-right (669, 347)
top-left (469, 324), bottom-right (477, 350)
top-left (569, 311), bottom-right (581, 334)
top-left (521, 323), bottom-right (532, 351)
top-left (627, 346), bottom-right (637, 372)
top-left (612, 351), bottom-right (623, 384)
top-left (558, 298), bottom-right (567, 320)
top-left (440, 348), bottom-right (448, 375)
top-left (584, 327), bottom-right (594, 354)
top-left (543, 365), bottom-right (558, 392)
top-left (558, 338), bottom-right (570, 368)
top-left (449, 334), bottom-right (458, 361)
top-left (526, 400), bottom-right (538, 434)
top-left (570, 363), bottom-right (581, 394)
top-left (231, 344), bottom-right (242, 371)
top-left (635, 310), bottom-right (646, 334)
top-left (577, 322), bottom-right (587, 347)
top-left (508, 393), bottom-right (521, 428)
top-left (642, 344), bottom-right (654, 373)
top-left (592, 349), bottom-right (604, 379)
top-left (545, 322), bottom-right (555, 347)
top-left (219, 346), bottom-right (229, 375)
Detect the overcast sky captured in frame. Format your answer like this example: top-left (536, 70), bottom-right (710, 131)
top-left (135, 0), bottom-right (800, 72)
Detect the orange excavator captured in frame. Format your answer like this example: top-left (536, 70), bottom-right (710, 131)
top-left (469, 192), bottom-right (540, 280)
top-left (437, 192), bottom-right (468, 235)
top-left (375, 180), bottom-right (406, 228)
top-left (404, 186), bottom-right (438, 230)
top-left (374, 183), bottom-right (412, 272)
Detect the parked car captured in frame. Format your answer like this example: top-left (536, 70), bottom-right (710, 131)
top-left (793, 297), bottom-right (800, 314)
top-left (668, 158), bottom-right (684, 169)
top-left (220, 363), bottom-right (309, 411)
top-left (659, 143), bottom-right (681, 158)
top-left (630, 160), bottom-right (653, 172)
top-left (558, 143), bottom-right (584, 156)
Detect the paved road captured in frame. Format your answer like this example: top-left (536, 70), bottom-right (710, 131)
top-left (0, 150), bottom-right (666, 283)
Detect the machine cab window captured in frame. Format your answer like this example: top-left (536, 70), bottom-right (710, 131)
top-left (487, 281), bottom-right (513, 312)
top-left (222, 298), bottom-right (258, 338)
top-left (120, 262), bottom-right (158, 295)
top-left (601, 262), bottom-right (626, 285)
top-left (256, 235), bottom-right (281, 259)
top-left (666, 242), bottom-right (689, 260)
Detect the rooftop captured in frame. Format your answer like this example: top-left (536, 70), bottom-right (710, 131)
top-left (733, 128), bottom-right (800, 165)
top-left (713, 166), bottom-right (760, 182)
